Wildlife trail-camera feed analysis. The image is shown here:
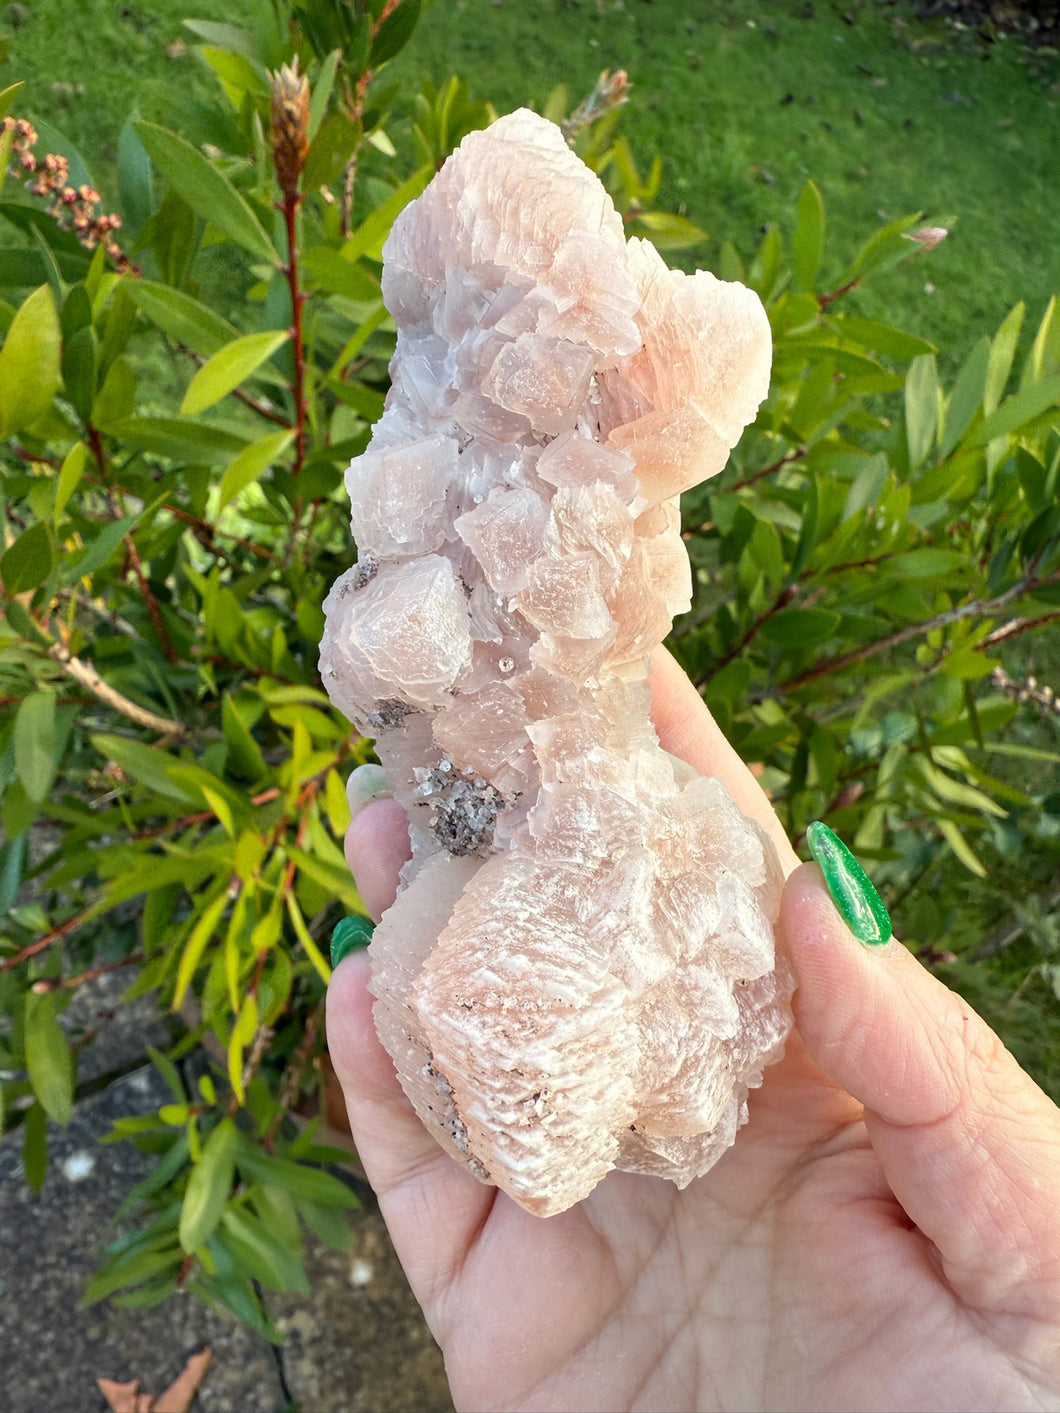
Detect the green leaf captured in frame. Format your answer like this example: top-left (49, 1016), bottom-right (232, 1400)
top-left (54, 441), bottom-right (87, 525)
top-left (1021, 295), bottom-right (1060, 390)
top-left (887, 549), bottom-right (967, 578)
top-left (842, 451), bottom-right (889, 519)
top-left (89, 734), bottom-right (195, 802)
top-left (147, 1045), bottom-right (186, 1104)
top-left (236, 1148), bottom-right (359, 1208)
top-left (759, 607), bottom-right (841, 649)
top-left (0, 284), bottom-right (62, 436)
top-left (24, 990), bottom-right (74, 1125)
top-left (790, 472), bottom-right (820, 577)
top-left (939, 337), bottom-right (989, 457)
top-left (117, 118), bottom-right (154, 232)
top-left (135, 121), bottom-right (277, 262)
top-left (61, 324), bottom-right (97, 424)
top-left (937, 817), bottom-right (987, 877)
top-left (181, 330), bottom-right (290, 416)
top-left (22, 1102), bottom-right (48, 1194)
top-left (14, 691), bottom-right (57, 804)
top-left (219, 1205), bottom-right (309, 1293)
top-left (331, 301), bottom-right (388, 376)
top-left (984, 302), bottom-right (1024, 414)
top-left (941, 647), bottom-right (999, 680)
top-left (302, 111), bottom-right (360, 193)
top-left (62, 514), bottom-right (138, 583)
top-left (0, 249), bottom-right (59, 287)
top-left (0, 522), bottom-right (53, 594)
top-left (301, 247), bottom-right (380, 302)
top-left (905, 353), bottom-right (938, 470)
top-left (629, 209), bottom-right (706, 252)
top-left (844, 212), bottom-right (921, 280)
top-left (370, 0), bottom-right (423, 66)
top-left (222, 696), bottom-right (268, 780)
top-left (0, 833), bottom-right (26, 914)
top-left (173, 886), bottom-right (231, 1009)
top-left (104, 416), bottom-right (249, 461)
top-left (180, 1116), bottom-right (238, 1252)
top-left (341, 165), bottom-right (432, 264)
top-left (83, 1245), bottom-right (183, 1304)
top-left (298, 1197), bottom-right (354, 1251)
top-left (182, 19), bottom-right (262, 59)
top-left (837, 316), bottom-right (935, 362)
top-left (916, 759), bottom-right (1007, 817)
top-left (218, 428), bottom-right (295, 508)
top-left (126, 279), bottom-right (240, 358)
top-left (59, 284), bottom-right (93, 340)
top-left (0, 81), bottom-right (24, 124)
top-left (227, 994), bottom-right (258, 1104)
top-left (308, 49), bottom-right (341, 141)
top-left (973, 371), bottom-right (1060, 447)
top-left (285, 893), bottom-right (331, 986)
top-left (791, 179), bottom-right (825, 291)
top-left (91, 354), bottom-right (137, 429)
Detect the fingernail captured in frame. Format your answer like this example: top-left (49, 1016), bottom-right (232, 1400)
top-left (330, 914), bottom-right (375, 968)
top-left (346, 763), bottom-right (390, 820)
top-left (805, 821), bottom-right (892, 946)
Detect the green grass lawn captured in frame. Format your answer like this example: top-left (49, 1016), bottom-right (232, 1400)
top-left (386, 0), bottom-right (1060, 362)
top-left (4, 0), bottom-right (1059, 363)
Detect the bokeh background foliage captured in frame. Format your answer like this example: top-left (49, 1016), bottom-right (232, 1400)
top-left (0, 0), bottom-right (1058, 1331)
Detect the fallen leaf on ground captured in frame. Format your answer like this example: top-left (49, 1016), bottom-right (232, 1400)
top-left (97, 1347), bottom-right (212, 1413)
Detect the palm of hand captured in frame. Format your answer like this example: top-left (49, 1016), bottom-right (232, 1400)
top-left (413, 1037), bottom-right (1045, 1413)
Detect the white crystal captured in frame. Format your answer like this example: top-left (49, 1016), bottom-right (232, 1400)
top-left (319, 110), bottom-right (791, 1217)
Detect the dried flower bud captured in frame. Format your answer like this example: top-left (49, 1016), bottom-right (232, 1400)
top-left (269, 57), bottom-right (310, 199)
top-left (904, 225), bottom-right (948, 251)
top-left (561, 68), bottom-right (633, 143)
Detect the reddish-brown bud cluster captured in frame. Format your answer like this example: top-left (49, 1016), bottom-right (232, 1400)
top-left (2, 115), bottom-right (134, 272)
top-left (268, 58), bottom-right (310, 200)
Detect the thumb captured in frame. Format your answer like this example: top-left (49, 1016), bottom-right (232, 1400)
top-left (783, 857), bottom-right (1060, 1325)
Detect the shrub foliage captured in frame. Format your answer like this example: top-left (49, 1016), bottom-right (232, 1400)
top-left (0, 0), bottom-right (1058, 1330)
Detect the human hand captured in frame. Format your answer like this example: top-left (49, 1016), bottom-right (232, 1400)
top-left (327, 647), bottom-right (1060, 1413)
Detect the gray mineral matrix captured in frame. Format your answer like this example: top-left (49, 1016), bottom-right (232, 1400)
top-left (320, 110), bottom-right (793, 1216)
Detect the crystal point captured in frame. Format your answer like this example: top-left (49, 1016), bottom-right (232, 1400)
top-left (319, 110), bottom-right (792, 1216)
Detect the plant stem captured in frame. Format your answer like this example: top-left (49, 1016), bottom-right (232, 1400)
top-left (163, 504), bottom-right (278, 563)
top-left (339, 0), bottom-right (400, 235)
top-left (698, 585), bottom-right (798, 684)
top-left (819, 277), bottom-right (860, 309)
top-left (48, 636), bottom-right (184, 735)
top-left (0, 906), bottom-right (94, 973)
top-left (728, 445), bottom-right (808, 493)
top-left (88, 424), bottom-right (178, 663)
top-left (280, 194), bottom-right (307, 484)
top-left (776, 568), bottom-right (1060, 695)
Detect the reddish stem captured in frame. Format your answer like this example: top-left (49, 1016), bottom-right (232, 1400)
top-left (699, 585), bottom-right (798, 685)
top-left (818, 277), bottom-right (860, 309)
top-left (280, 192), bottom-right (307, 484)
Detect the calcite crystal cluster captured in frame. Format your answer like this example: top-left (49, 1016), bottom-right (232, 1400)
top-left (320, 110), bottom-right (793, 1216)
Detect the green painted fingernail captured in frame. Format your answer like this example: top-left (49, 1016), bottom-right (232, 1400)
top-left (330, 915), bottom-right (374, 967)
top-left (805, 822), bottom-right (892, 946)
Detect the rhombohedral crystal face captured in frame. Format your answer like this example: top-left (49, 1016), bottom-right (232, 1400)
top-left (320, 109), bottom-right (793, 1216)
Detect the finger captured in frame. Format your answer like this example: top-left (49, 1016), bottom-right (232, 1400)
top-left (649, 646), bottom-right (799, 871)
top-left (784, 862), bottom-right (1060, 1325)
top-left (326, 951), bottom-right (495, 1306)
top-left (344, 797), bottom-right (410, 920)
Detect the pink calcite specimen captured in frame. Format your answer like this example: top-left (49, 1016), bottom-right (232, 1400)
top-left (320, 110), bottom-right (793, 1216)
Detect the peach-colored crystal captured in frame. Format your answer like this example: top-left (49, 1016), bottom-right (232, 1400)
top-left (320, 110), bottom-right (792, 1216)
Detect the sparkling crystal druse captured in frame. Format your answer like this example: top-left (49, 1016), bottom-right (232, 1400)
top-left (320, 110), bottom-right (793, 1216)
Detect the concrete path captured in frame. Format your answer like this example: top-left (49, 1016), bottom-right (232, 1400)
top-left (0, 973), bottom-right (453, 1413)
